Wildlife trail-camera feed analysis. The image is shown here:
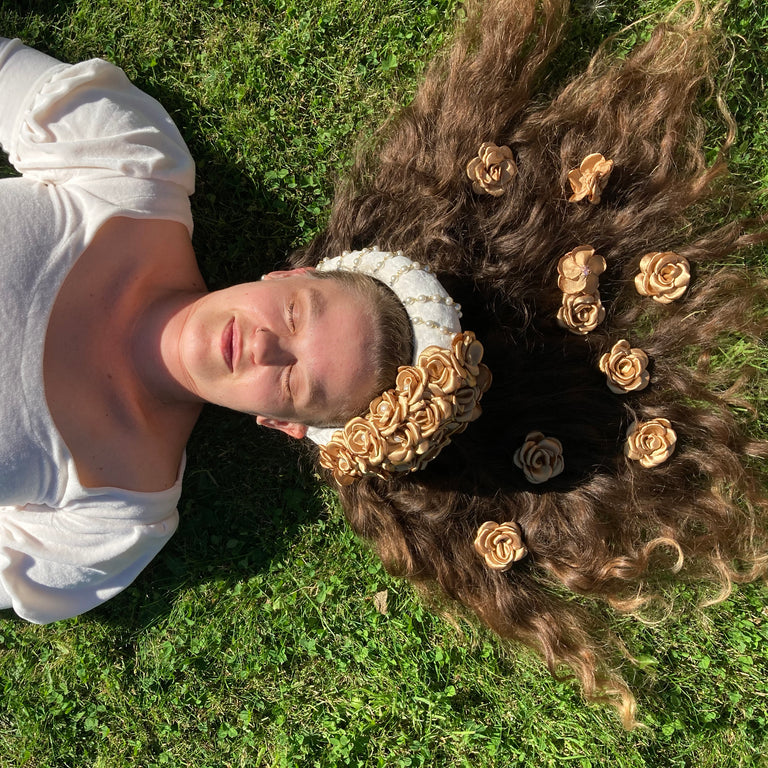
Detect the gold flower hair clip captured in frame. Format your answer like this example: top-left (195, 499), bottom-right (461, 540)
top-left (568, 152), bottom-right (614, 204)
top-left (634, 251), bottom-right (690, 304)
top-left (625, 418), bottom-right (677, 468)
top-left (466, 142), bottom-right (517, 197)
top-left (513, 431), bottom-right (564, 484)
top-left (474, 521), bottom-right (528, 571)
top-left (557, 245), bottom-right (606, 294)
top-left (599, 340), bottom-right (650, 394)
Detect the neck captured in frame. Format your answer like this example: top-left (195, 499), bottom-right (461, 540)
top-left (130, 290), bottom-right (206, 406)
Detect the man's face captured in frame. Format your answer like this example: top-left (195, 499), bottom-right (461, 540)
top-left (175, 269), bottom-right (378, 437)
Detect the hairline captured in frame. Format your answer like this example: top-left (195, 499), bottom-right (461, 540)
top-left (301, 273), bottom-right (384, 427)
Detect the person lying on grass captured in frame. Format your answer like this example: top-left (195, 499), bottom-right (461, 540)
top-left (3, 0), bottom-right (768, 729)
top-left (0, 35), bottom-right (410, 623)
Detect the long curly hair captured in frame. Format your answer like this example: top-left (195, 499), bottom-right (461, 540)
top-left (292, 0), bottom-right (768, 726)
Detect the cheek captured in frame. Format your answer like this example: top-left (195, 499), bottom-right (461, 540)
top-left (179, 323), bottom-right (211, 374)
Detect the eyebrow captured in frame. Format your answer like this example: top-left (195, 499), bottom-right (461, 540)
top-left (304, 287), bottom-right (328, 410)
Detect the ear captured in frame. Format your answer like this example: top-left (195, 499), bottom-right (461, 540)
top-left (255, 415), bottom-right (308, 440)
top-left (262, 266), bottom-right (316, 281)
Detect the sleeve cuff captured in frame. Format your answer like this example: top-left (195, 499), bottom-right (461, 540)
top-left (0, 38), bottom-right (67, 155)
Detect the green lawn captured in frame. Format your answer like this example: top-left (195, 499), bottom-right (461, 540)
top-left (1, 0), bottom-right (768, 765)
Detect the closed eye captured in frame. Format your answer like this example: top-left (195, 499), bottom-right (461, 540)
top-left (287, 300), bottom-right (296, 332)
top-left (282, 364), bottom-right (294, 401)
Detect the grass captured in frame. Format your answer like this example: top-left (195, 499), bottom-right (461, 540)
top-left (1, 0), bottom-right (768, 765)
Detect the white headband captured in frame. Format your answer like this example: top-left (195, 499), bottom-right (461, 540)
top-left (306, 246), bottom-right (463, 445)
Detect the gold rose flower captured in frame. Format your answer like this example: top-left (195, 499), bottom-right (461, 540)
top-left (598, 339), bottom-right (650, 394)
top-left (557, 246), bottom-right (607, 295)
top-left (452, 331), bottom-right (484, 378)
top-left (466, 142), bottom-right (517, 197)
top-left (385, 422), bottom-right (428, 467)
top-left (395, 365), bottom-right (428, 408)
top-left (473, 521), bottom-right (528, 571)
top-left (625, 418), bottom-right (677, 468)
top-left (557, 291), bottom-right (606, 335)
top-left (369, 390), bottom-right (408, 436)
top-left (343, 417), bottom-right (388, 466)
top-left (567, 152), bottom-right (614, 204)
top-left (411, 396), bottom-right (453, 437)
top-left (319, 439), bottom-right (364, 486)
top-left (420, 347), bottom-right (464, 396)
top-left (634, 251), bottom-right (690, 304)
top-left (513, 431), bottom-right (564, 484)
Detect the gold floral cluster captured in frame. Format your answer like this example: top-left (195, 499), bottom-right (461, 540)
top-left (556, 245), bottom-right (607, 335)
top-left (599, 344), bottom-right (676, 467)
top-left (556, 245), bottom-right (691, 334)
top-left (319, 332), bottom-right (492, 486)
top-left (559, 154), bottom-right (692, 328)
top-left (466, 142), bottom-right (517, 197)
top-left (474, 521), bottom-right (528, 571)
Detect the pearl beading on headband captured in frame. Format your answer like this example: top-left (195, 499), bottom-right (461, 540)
top-left (402, 295), bottom-right (463, 333)
top-left (316, 246), bottom-right (464, 342)
top-left (307, 246), bottom-right (464, 445)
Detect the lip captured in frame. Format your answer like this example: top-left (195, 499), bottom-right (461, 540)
top-left (222, 317), bottom-right (235, 372)
top-left (231, 317), bottom-right (241, 370)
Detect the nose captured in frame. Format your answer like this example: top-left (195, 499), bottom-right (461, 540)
top-left (250, 328), bottom-right (295, 366)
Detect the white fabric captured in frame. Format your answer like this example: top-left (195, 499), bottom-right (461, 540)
top-left (0, 38), bottom-right (195, 623)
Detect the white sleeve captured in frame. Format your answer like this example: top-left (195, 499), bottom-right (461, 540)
top-left (0, 499), bottom-right (178, 624)
top-left (0, 38), bottom-right (194, 228)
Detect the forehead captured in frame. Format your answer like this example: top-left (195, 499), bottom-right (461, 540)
top-left (293, 275), bottom-right (380, 422)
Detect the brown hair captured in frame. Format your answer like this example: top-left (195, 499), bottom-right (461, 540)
top-left (293, 0), bottom-right (768, 726)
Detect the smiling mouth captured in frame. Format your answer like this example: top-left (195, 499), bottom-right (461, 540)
top-left (222, 318), bottom-right (235, 372)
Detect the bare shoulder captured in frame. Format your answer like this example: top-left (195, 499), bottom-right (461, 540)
top-left (91, 217), bottom-right (204, 290)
